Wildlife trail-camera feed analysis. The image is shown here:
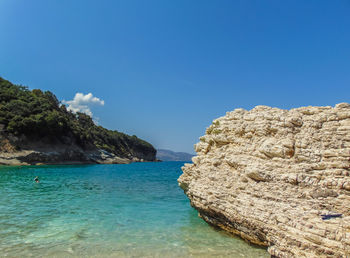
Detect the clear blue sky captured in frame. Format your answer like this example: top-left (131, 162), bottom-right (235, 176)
top-left (0, 0), bottom-right (349, 153)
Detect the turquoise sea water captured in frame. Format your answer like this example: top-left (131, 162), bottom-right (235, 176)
top-left (0, 162), bottom-right (268, 257)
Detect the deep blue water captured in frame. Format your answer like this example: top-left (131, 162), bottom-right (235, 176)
top-left (0, 162), bottom-right (267, 257)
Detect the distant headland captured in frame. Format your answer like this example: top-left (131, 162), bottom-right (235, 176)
top-left (0, 77), bottom-right (156, 165)
top-left (156, 149), bottom-right (194, 162)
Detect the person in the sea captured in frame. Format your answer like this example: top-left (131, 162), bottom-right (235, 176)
top-left (34, 176), bottom-right (40, 183)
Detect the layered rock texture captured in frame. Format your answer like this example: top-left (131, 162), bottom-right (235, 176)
top-left (179, 103), bottom-right (350, 257)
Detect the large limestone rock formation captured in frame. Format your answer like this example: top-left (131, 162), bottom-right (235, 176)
top-left (179, 103), bottom-right (350, 257)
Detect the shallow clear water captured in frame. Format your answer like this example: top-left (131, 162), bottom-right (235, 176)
top-left (0, 162), bottom-right (268, 257)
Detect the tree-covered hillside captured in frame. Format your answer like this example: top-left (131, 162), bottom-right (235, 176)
top-left (0, 77), bottom-right (156, 160)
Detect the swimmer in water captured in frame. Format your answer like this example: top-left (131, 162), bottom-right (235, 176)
top-left (34, 176), bottom-right (40, 183)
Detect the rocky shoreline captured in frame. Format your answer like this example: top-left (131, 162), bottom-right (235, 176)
top-left (179, 103), bottom-right (350, 257)
top-left (0, 145), bottom-right (151, 166)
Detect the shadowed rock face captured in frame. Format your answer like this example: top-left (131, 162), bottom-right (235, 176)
top-left (178, 103), bottom-right (350, 257)
top-left (0, 146), bottom-right (145, 165)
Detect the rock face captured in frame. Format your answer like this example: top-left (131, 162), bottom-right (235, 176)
top-left (0, 147), bottom-right (138, 165)
top-left (178, 103), bottom-right (350, 257)
top-left (0, 137), bottom-right (153, 165)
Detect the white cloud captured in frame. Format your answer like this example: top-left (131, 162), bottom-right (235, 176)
top-left (62, 93), bottom-right (105, 117)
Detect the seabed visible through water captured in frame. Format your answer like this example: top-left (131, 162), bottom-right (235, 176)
top-left (0, 162), bottom-right (268, 257)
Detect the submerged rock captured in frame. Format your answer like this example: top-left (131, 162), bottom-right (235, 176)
top-left (178, 103), bottom-right (350, 257)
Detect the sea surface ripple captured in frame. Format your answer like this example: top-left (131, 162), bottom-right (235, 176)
top-left (0, 162), bottom-right (268, 257)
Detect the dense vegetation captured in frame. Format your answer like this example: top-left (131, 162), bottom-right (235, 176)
top-left (0, 77), bottom-right (156, 159)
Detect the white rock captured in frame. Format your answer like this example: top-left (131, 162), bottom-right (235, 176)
top-left (178, 103), bottom-right (350, 257)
